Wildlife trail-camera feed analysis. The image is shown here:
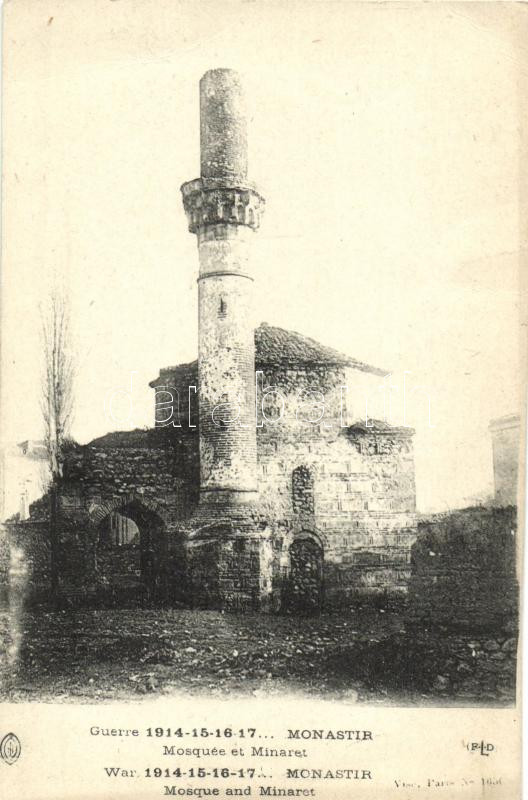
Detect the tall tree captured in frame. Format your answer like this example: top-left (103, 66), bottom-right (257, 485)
top-left (40, 292), bottom-right (74, 601)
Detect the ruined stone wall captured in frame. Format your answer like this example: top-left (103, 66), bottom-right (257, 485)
top-left (60, 436), bottom-right (196, 602)
top-left (407, 506), bottom-right (518, 632)
top-left (387, 506), bottom-right (520, 701)
top-left (3, 432), bottom-right (199, 606)
top-left (62, 433), bottom-right (197, 525)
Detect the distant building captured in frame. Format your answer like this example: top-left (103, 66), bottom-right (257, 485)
top-left (1, 440), bottom-right (49, 521)
top-left (489, 415), bottom-right (521, 507)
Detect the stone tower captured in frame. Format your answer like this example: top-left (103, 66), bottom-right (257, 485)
top-left (181, 70), bottom-right (271, 611)
top-left (181, 69), bottom-right (265, 507)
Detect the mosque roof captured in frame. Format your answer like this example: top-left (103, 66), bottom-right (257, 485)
top-left (254, 323), bottom-right (386, 373)
top-left (149, 322), bottom-right (386, 387)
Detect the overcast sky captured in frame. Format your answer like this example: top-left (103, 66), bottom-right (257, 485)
top-left (2, 1), bottom-right (526, 510)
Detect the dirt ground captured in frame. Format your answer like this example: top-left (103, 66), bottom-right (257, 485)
top-left (0, 607), bottom-right (515, 705)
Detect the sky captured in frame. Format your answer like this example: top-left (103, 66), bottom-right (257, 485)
top-left (2, 0), bottom-right (527, 511)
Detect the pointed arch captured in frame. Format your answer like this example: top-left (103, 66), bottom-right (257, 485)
top-left (90, 494), bottom-right (169, 605)
top-left (87, 493), bottom-right (168, 528)
top-left (292, 527), bottom-right (327, 551)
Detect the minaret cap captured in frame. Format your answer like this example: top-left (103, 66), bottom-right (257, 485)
top-left (200, 68), bottom-right (248, 182)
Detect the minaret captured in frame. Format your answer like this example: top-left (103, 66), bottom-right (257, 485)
top-left (181, 69), bottom-right (265, 507)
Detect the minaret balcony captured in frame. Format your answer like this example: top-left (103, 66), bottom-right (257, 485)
top-left (181, 178), bottom-right (265, 234)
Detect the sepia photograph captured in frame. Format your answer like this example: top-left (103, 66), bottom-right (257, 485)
top-left (0, 0), bottom-right (524, 722)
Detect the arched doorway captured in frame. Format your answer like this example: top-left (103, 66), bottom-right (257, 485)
top-left (95, 499), bottom-right (166, 605)
top-left (284, 533), bottom-right (324, 614)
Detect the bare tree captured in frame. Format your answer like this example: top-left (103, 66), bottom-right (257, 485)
top-left (40, 292), bottom-right (74, 601)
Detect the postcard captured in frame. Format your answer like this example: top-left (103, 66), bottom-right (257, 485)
top-left (0, 2), bottom-right (525, 798)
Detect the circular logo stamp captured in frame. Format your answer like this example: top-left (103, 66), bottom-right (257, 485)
top-left (0, 733), bottom-right (21, 765)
